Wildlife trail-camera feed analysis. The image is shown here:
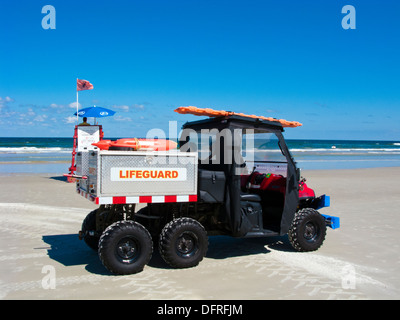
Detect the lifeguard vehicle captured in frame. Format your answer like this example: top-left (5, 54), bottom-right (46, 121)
top-left (74, 107), bottom-right (339, 275)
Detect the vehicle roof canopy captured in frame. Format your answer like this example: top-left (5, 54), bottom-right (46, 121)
top-left (181, 114), bottom-right (285, 133)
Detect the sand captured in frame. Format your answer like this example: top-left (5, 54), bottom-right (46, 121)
top-left (0, 167), bottom-right (399, 300)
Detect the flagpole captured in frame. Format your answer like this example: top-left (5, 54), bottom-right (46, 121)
top-left (76, 78), bottom-right (79, 123)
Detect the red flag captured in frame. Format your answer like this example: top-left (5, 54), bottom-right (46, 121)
top-left (77, 79), bottom-right (94, 91)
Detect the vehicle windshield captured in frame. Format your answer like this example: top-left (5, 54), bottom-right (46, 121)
top-left (179, 127), bottom-right (288, 176)
top-left (241, 130), bottom-right (288, 177)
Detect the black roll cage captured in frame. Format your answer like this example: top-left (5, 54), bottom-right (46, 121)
top-left (180, 115), bottom-right (300, 236)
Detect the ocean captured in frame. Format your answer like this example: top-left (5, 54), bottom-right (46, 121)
top-left (0, 137), bottom-right (399, 173)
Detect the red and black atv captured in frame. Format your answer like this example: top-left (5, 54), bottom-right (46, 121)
top-left (79, 111), bottom-right (340, 275)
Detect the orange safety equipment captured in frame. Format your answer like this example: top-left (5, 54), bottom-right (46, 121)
top-left (92, 138), bottom-right (177, 151)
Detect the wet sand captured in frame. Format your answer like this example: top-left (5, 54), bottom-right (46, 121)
top-left (0, 167), bottom-right (399, 300)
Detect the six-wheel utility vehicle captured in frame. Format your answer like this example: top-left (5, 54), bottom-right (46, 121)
top-left (74, 108), bottom-right (339, 275)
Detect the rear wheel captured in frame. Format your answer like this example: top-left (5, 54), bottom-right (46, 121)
top-left (288, 208), bottom-right (326, 252)
top-left (98, 220), bottom-right (153, 275)
top-left (159, 217), bottom-right (208, 269)
top-left (81, 210), bottom-right (100, 250)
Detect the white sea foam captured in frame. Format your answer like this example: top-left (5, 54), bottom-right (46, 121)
top-left (0, 147), bottom-right (71, 153)
top-left (244, 147), bottom-right (400, 155)
top-left (289, 148), bottom-right (400, 153)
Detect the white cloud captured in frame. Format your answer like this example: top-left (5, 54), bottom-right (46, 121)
top-left (50, 103), bottom-right (65, 109)
top-left (64, 116), bottom-right (77, 124)
top-left (110, 103), bottom-right (145, 114)
top-left (113, 105), bottom-right (130, 112)
top-left (27, 108), bottom-right (35, 116)
top-left (133, 104), bottom-right (145, 110)
top-left (34, 114), bottom-right (48, 122)
top-left (69, 102), bottom-right (82, 109)
top-left (0, 96), bottom-right (14, 109)
top-left (114, 115), bottom-right (132, 122)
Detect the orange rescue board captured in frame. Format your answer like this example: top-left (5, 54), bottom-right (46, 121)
top-left (93, 138), bottom-right (177, 151)
top-left (174, 106), bottom-right (302, 128)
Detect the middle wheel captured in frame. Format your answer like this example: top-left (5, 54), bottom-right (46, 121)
top-left (98, 220), bottom-right (153, 275)
top-left (159, 217), bottom-right (208, 269)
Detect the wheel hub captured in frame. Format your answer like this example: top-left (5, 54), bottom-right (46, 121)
top-left (176, 232), bottom-right (197, 257)
top-left (177, 235), bottom-right (194, 253)
top-left (117, 238), bottom-right (138, 260)
top-left (304, 222), bottom-right (317, 241)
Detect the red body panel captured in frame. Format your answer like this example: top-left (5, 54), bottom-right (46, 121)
top-left (241, 172), bottom-right (315, 199)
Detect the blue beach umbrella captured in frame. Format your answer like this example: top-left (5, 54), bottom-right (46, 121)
top-left (74, 105), bottom-right (116, 118)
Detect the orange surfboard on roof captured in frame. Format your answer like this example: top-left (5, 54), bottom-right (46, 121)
top-left (174, 106), bottom-right (302, 128)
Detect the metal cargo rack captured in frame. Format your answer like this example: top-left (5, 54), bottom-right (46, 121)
top-left (76, 150), bottom-right (198, 205)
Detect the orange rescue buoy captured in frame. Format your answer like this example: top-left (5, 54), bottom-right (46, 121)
top-left (92, 138), bottom-right (177, 151)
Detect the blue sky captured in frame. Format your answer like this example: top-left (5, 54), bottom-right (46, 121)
top-left (0, 0), bottom-right (399, 140)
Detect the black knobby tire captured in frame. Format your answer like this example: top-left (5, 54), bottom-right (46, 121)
top-left (159, 217), bottom-right (208, 269)
top-left (81, 209), bottom-right (100, 250)
top-left (98, 220), bottom-right (153, 275)
top-left (288, 208), bottom-right (326, 252)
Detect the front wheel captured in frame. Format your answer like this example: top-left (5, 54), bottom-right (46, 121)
top-left (288, 208), bottom-right (326, 252)
top-left (159, 217), bottom-right (208, 269)
top-left (98, 220), bottom-right (153, 275)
